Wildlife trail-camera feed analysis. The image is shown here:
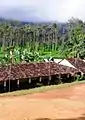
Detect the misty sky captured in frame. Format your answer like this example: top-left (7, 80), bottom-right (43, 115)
top-left (0, 0), bottom-right (85, 22)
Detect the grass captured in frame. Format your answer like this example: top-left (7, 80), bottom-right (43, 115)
top-left (0, 80), bottom-right (85, 97)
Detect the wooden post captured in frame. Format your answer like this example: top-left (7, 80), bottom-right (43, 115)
top-left (29, 78), bottom-right (31, 84)
top-left (49, 76), bottom-right (51, 81)
top-left (59, 74), bottom-right (62, 84)
top-left (39, 77), bottom-right (42, 82)
top-left (67, 74), bottom-right (70, 78)
top-left (9, 50), bottom-right (13, 92)
top-left (17, 80), bottom-right (19, 88)
top-left (4, 81), bottom-right (6, 91)
top-left (81, 72), bottom-right (84, 76)
top-left (8, 64), bottom-right (11, 92)
top-left (9, 78), bottom-right (10, 92)
top-left (48, 76), bottom-right (51, 85)
top-left (4, 81), bottom-right (6, 87)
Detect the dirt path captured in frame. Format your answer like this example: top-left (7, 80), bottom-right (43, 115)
top-left (0, 84), bottom-right (85, 120)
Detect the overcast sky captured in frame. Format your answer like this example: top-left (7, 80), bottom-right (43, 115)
top-left (0, 0), bottom-right (85, 22)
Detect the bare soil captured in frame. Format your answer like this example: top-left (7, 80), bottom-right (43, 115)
top-left (0, 84), bottom-right (85, 120)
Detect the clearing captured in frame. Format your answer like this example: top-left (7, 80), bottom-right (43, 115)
top-left (0, 82), bottom-right (85, 120)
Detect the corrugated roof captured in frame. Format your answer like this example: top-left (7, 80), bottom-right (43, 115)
top-left (54, 59), bottom-right (62, 63)
top-left (59, 59), bottom-right (75, 68)
top-left (67, 58), bottom-right (85, 74)
top-left (0, 62), bottom-right (80, 81)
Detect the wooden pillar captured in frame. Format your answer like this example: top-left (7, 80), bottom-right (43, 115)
top-left (39, 77), bottom-right (42, 82)
top-left (81, 72), bottom-right (84, 76)
top-left (4, 81), bottom-right (6, 91)
top-left (17, 79), bottom-right (19, 88)
top-left (49, 76), bottom-right (51, 81)
top-left (67, 74), bottom-right (70, 78)
top-left (29, 78), bottom-right (31, 84)
top-left (59, 74), bottom-right (62, 84)
top-left (48, 76), bottom-right (51, 85)
top-left (9, 78), bottom-right (11, 92)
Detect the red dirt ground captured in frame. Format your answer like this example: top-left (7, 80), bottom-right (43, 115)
top-left (0, 84), bottom-right (85, 120)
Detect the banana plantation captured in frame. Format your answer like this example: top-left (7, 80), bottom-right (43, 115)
top-left (0, 18), bottom-right (85, 64)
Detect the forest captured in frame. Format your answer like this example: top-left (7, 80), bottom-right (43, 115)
top-left (0, 18), bottom-right (85, 64)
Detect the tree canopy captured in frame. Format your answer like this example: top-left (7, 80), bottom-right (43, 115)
top-left (0, 18), bottom-right (84, 64)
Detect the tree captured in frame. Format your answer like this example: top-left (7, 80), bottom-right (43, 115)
top-left (67, 19), bottom-right (85, 58)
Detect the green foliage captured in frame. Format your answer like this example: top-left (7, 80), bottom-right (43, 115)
top-left (0, 18), bottom-right (85, 64)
